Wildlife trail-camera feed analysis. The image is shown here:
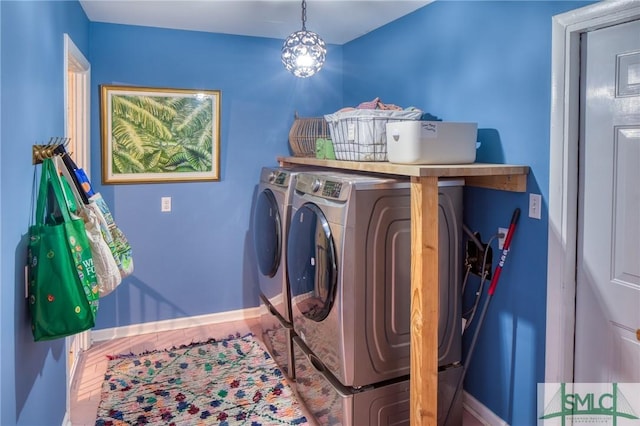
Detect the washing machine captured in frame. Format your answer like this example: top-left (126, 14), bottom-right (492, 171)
top-left (251, 166), bottom-right (306, 379)
top-left (287, 171), bottom-right (464, 386)
top-left (286, 170), bottom-right (464, 424)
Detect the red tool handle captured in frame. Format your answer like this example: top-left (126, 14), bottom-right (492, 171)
top-left (488, 208), bottom-right (520, 295)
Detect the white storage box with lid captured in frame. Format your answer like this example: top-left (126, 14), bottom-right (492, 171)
top-left (386, 121), bottom-right (478, 164)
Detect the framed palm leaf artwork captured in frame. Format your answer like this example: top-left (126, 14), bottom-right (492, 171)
top-left (100, 85), bottom-right (221, 184)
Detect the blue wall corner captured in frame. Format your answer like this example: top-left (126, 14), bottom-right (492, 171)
top-left (342, 1), bottom-right (589, 424)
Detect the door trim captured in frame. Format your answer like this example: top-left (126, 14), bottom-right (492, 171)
top-left (63, 33), bottom-right (91, 175)
top-left (63, 33), bottom-right (91, 426)
top-left (546, 0), bottom-right (640, 383)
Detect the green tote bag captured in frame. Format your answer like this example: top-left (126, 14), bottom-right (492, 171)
top-left (27, 158), bottom-right (99, 341)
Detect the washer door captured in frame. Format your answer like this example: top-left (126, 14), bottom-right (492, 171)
top-left (252, 189), bottom-right (281, 278)
top-left (287, 203), bottom-right (337, 322)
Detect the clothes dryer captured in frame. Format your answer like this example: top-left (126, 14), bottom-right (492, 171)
top-left (287, 171), bottom-right (464, 387)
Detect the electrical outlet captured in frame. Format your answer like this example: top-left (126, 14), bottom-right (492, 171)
top-left (498, 227), bottom-right (508, 250)
top-left (529, 193), bottom-right (542, 219)
top-left (161, 196), bottom-right (171, 212)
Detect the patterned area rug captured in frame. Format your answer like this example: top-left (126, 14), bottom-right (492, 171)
top-left (95, 333), bottom-right (309, 425)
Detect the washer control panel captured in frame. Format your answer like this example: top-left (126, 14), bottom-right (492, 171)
top-left (322, 180), bottom-right (343, 198)
top-left (296, 174), bottom-right (349, 201)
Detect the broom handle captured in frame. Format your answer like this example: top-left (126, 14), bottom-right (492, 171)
top-left (488, 208), bottom-right (520, 295)
top-left (443, 208), bottom-right (520, 425)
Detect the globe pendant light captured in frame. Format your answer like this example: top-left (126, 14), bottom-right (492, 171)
top-left (281, 0), bottom-right (326, 78)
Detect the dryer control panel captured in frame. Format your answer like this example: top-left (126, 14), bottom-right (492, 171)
top-left (268, 170), bottom-right (290, 187)
top-left (260, 167), bottom-right (292, 188)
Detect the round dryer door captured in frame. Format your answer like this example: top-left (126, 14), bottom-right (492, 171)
top-left (252, 189), bottom-right (281, 278)
top-left (287, 203), bottom-right (337, 322)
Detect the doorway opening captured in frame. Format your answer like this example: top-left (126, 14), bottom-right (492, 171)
top-left (545, 1), bottom-right (640, 383)
top-left (63, 32), bottom-right (91, 423)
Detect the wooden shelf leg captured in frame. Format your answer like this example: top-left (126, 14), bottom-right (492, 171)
top-left (410, 176), bottom-right (439, 426)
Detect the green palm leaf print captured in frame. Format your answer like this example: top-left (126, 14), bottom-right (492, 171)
top-left (110, 93), bottom-right (214, 175)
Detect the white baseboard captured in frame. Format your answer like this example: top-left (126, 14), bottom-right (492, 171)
top-left (91, 307), bottom-right (262, 343)
top-left (463, 391), bottom-right (509, 426)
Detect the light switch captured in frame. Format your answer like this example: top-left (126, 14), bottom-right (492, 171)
top-left (161, 197), bottom-right (171, 212)
top-left (529, 193), bottom-right (541, 219)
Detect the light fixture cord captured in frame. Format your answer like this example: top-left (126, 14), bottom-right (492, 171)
top-left (301, 0), bottom-right (307, 31)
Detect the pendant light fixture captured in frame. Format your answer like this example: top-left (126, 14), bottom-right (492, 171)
top-left (281, 0), bottom-right (326, 78)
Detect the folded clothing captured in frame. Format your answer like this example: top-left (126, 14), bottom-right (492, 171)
top-left (357, 97), bottom-right (380, 109)
top-left (336, 97), bottom-right (410, 114)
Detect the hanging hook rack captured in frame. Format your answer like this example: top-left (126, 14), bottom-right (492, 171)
top-left (32, 137), bottom-right (71, 164)
top-left (32, 137), bottom-right (88, 204)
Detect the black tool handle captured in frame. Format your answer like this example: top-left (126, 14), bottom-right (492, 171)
top-left (53, 144), bottom-right (89, 205)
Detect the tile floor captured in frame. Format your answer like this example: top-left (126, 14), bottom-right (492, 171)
top-left (70, 319), bottom-right (486, 425)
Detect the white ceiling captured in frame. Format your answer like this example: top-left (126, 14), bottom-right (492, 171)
top-left (79, 1), bottom-right (432, 45)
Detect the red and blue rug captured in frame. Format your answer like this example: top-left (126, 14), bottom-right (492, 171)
top-left (95, 333), bottom-right (309, 425)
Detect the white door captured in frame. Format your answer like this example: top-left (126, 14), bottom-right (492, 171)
top-left (574, 19), bottom-right (640, 382)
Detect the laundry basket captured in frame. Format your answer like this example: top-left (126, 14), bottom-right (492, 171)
top-left (288, 113), bottom-right (331, 157)
top-left (324, 109), bottom-right (423, 161)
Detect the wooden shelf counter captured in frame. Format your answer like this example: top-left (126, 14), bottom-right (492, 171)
top-left (278, 156), bottom-right (529, 426)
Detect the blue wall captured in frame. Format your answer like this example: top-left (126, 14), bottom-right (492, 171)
top-left (0, 2), bottom-right (90, 424)
top-left (342, 1), bottom-right (590, 424)
top-left (88, 23), bottom-right (343, 330)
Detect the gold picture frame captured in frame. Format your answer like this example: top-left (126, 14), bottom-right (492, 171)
top-left (100, 85), bottom-right (221, 184)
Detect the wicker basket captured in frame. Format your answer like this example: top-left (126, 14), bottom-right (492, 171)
top-left (288, 113), bottom-right (331, 157)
